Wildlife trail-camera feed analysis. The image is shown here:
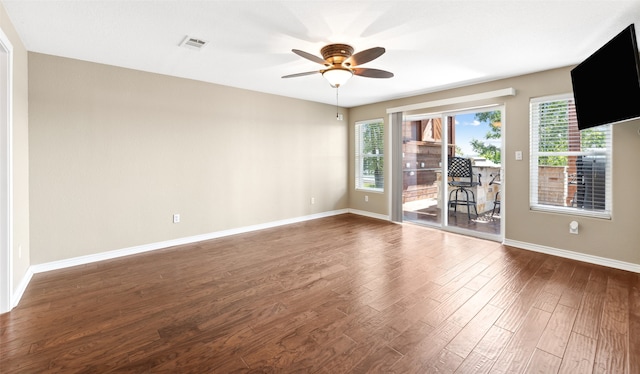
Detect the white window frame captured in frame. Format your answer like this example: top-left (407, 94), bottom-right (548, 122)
top-left (529, 93), bottom-right (612, 219)
top-left (355, 119), bottom-right (384, 192)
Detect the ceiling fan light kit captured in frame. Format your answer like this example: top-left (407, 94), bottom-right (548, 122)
top-left (283, 43), bottom-right (393, 88)
top-left (322, 67), bottom-right (353, 88)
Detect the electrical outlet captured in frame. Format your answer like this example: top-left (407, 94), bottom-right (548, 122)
top-left (311, 197), bottom-right (315, 204)
top-left (569, 221), bottom-right (579, 234)
top-left (365, 195), bottom-right (369, 202)
top-left (173, 214), bottom-right (180, 223)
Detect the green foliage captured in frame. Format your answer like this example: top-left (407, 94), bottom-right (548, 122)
top-left (539, 155), bottom-right (567, 167)
top-left (362, 121), bottom-right (384, 174)
top-left (470, 111), bottom-right (502, 164)
top-left (470, 138), bottom-right (500, 163)
top-left (475, 111), bottom-right (501, 124)
top-left (581, 128), bottom-right (606, 149)
top-left (538, 101), bottom-right (569, 166)
top-left (536, 101), bottom-right (606, 166)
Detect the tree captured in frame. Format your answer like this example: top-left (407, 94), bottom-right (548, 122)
top-left (581, 128), bottom-right (606, 149)
top-left (538, 100), bottom-right (606, 166)
top-left (537, 101), bottom-right (569, 166)
top-left (470, 111), bottom-right (502, 163)
top-left (362, 122), bottom-right (384, 188)
top-left (536, 101), bottom-right (606, 166)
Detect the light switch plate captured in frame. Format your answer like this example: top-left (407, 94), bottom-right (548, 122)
top-left (515, 151), bottom-right (523, 161)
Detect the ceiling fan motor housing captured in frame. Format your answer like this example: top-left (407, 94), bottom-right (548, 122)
top-left (321, 44), bottom-right (354, 66)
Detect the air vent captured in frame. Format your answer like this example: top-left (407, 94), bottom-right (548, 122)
top-left (180, 35), bottom-right (209, 50)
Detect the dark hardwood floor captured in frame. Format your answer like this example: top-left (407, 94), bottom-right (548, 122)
top-left (1, 214), bottom-right (638, 373)
top-left (404, 207), bottom-right (501, 236)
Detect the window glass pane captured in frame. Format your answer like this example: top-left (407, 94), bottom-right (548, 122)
top-left (356, 119), bottom-right (384, 191)
top-left (529, 94), bottom-right (611, 218)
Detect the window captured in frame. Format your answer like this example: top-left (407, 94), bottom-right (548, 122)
top-left (530, 94), bottom-right (612, 218)
top-left (355, 119), bottom-right (384, 191)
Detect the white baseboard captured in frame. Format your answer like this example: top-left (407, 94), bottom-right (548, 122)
top-left (5, 210), bottom-right (348, 310)
top-left (347, 208), bottom-right (390, 221)
top-left (21, 210), bottom-right (634, 310)
top-left (503, 239), bottom-right (640, 273)
top-left (11, 209), bottom-right (377, 309)
top-left (11, 266), bottom-right (33, 309)
top-left (30, 209), bottom-right (350, 275)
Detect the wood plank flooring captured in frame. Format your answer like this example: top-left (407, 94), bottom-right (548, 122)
top-left (403, 208), bottom-right (501, 236)
top-left (1, 214), bottom-right (638, 373)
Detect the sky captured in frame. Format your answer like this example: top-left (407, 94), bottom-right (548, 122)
top-left (454, 112), bottom-right (500, 156)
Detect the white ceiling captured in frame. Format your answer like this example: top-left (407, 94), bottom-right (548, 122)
top-left (2, 1), bottom-right (640, 108)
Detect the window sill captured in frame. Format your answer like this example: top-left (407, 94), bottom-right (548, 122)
top-left (356, 187), bottom-right (384, 193)
top-left (530, 205), bottom-right (611, 220)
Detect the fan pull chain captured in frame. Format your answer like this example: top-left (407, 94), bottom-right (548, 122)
top-left (336, 87), bottom-right (340, 120)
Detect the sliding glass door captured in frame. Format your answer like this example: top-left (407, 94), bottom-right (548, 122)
top-left (401, 106), bottom-right (503, 240)
top-left (401, 115), bottom-right (449, 226)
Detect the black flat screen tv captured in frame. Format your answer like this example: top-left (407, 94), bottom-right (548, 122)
top-left (570, 24), bottom-right (640, 130)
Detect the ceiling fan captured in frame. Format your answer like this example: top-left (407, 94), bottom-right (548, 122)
top-left (282, 43), bottom-right (394, 88)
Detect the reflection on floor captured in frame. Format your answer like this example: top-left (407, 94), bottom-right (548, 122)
top-left (403, 198), bottom-right (501, 236)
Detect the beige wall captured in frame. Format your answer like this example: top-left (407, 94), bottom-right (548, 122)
top-left (29, 53), bottom-right (348, 264)
top-left (0, 4), bottom-right (30, 297)
top-left (16, 25), bottom-right (640, 274)
top-left (349, 67), bottom-right (640, 265)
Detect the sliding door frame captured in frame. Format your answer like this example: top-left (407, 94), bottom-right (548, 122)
top-left (440, 106), bottom-right (505, 241)
top-left (387, 88), bottom-right (515, 242)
